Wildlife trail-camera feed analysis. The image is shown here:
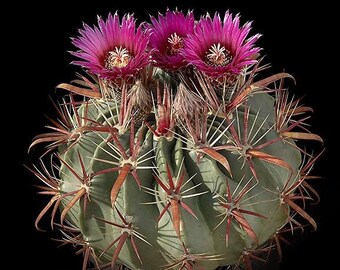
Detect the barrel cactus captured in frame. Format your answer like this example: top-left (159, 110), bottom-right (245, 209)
top-left (28, 10), bottom-right (323, 270)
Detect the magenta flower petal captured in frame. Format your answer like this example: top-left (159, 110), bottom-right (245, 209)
top-left (71, 13), bottom-right (151, 81)
top-left (182, 11), bottom-right (261, 78)
top-left (148, 10), bottom-right (195, 70)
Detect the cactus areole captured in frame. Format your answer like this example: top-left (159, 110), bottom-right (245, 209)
top-left (28, 10), bottom-right (323, 270)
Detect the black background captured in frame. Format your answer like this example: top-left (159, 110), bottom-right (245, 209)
top-left (12, 0), bottom-right (336, 269)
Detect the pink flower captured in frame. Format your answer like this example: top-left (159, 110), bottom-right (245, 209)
top-left (148, 10), bottom-right (195, 70)
top-left (71, 13), bottom-right (151, 81)
top-left (182, 12), bottom-right (261, 78)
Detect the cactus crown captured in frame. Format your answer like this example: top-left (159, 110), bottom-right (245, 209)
top-left (28, 10), bottom-right (323, 270)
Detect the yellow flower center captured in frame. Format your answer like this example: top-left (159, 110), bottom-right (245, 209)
top-left (205, 43), bottom-right (232, 67)
top-left (105, 46), bottom-right (131, 69)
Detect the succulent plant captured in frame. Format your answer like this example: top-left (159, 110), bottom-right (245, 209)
top-left (28, 10), bottom-right (323, 270)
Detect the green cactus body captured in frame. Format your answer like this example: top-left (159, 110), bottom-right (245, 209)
top-left (35, 85), bottom-right (312, 270)
top-left (29, 11), bottom-right (323, 270)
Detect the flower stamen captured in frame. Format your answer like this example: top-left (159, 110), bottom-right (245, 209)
top-left (105, 46), bottom-right (131, 69)
top-left (167, 32), bottom-right (184, 55)
top-left (205, 43), bottom-right (232, 67)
